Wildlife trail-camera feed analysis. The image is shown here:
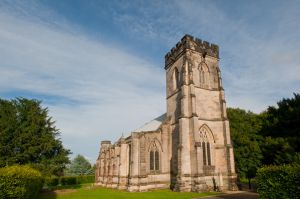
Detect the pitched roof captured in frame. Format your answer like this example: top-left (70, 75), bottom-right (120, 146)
top-left (133, 113), bottom-right (166, 132)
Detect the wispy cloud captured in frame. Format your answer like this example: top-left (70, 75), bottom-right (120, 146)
top-left (1, 0), bottom-right (300, 162)
top-left (0, 2), bottom-right (165, 162)
top-left (108, 0), bottom-right (300, 112)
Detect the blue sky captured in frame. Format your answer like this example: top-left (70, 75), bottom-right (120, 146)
top-left (1, 0), bottom-right (299, 163)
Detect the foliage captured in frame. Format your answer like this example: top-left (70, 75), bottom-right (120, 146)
top-left (44, 176), bottom-right (59, 187)
top-left (260, 136), bottom-right (299, 165)
top-left (227, 108), bottom-right (263, 180)
top-left (259, 93), bottom-right (300, 165)
top-left (76, 175), bottom-right (95, 184)
top-left (0, 98), bottom-right (70, 176)
top-left (228, 93), bottom-right (300, 184)
top-left (260, 93), bottom-right (300, 138)
top-left (60, 176), bottom-right (77, 185)
top-left (38, 187), bottom-right (219, 199)
top-left (85, 164), bottom-right (96, 175)
top-left (44, 175), bottom-right (94, 189)
top-left (64, 155), bottom-right (91, 176)
top-left (0, 165), bottom-right (43, 199)
top-left (256, 164), bottom-right (300, 199)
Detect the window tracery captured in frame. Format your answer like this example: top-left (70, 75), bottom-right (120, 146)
top-left (199, 125), bottom-right (214, 166)
top-left (149, 141), bottom-right (160, 171)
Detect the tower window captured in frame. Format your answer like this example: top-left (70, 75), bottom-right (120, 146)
top-left (199, 125), bottom-right (214, 166)
top-left (199, 64), bottom-right (210, 88)
top-left (173, 68), bottom-right (179, 90)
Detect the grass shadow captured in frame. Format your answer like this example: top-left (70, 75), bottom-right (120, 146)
top-left (39, 190), bottom-right (57, 199)
top-left (39, 184), bottom-right (86, 199)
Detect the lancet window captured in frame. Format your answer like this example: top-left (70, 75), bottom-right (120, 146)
top-left (149, 141), bottom-right (160, 171)
top-left (172, 67), bottom-right (179, 91)
top-left (199, 63), bottom-right (210, 88)
top-left (199, 125), bottom-right (214, 166)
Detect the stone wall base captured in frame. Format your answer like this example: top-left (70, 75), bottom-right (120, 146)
top-left (96, 174), bottom-right (170, 192)
top-left (96, 174), bottom-right (237, 192)
top-left (172, 174), bottom-right (238, 192)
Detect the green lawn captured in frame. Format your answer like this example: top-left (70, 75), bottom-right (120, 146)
top-left (39, 184), bottom-right (220, 199)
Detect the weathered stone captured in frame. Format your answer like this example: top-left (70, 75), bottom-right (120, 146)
top-left (95, 34), bottom-right (237, 192)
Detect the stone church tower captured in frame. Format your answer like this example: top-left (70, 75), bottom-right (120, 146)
top-left (95, 34), bottom-right (237, 192)
top-left (165, 35), bottom-right (236, 191)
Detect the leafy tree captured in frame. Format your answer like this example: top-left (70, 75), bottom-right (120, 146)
top-left (227, 94), bottom-right (300, 187)
top-left (261, 93), bottom-right (300, 138)
top-left (260, 93), bottom-right (300, 165)
top-left (227, 108), bottom-right (263, 187)
top-left (0, 98), bottom-right (70, 176)
top-left (65, 154), bottom-right (91, 176)
top-left (261, 137), bottom-right (298, 165)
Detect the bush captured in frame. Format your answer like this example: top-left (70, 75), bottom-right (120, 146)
top-left (0, 165), bottom-right (43, 199)
top-left (44, 176), bottom-right (59, 187)
top-left (76, 175), bottom-right (95, 184)
top-left (60, 176), bottom-right (77, 185)
top-left (257, 164), bottom-right (300, 199)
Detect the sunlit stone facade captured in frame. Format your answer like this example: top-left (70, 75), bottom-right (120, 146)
top-left (95, 35), bottom-right (237, 192)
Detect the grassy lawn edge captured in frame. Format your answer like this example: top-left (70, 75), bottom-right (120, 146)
top-left (39, 185), bottom-right (221, 199)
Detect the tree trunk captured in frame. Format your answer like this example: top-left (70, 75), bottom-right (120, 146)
top-left (248, 178), bottom-right (251, 190)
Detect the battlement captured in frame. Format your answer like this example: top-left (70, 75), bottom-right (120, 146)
top-left (101, 140), bottom-right (111, 145)
top-left (165, 34), bottom-right (219, 69)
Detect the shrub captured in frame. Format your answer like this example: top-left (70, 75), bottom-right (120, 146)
top-left (256, 164), bottom-right (300, 199)
top-left (76, 175), bottom-right (95, 184)
top-left (44, 176), bottom-right (59, 187)
top-left (0, 165), bottom-right (43, 199)
top-left (60, 176), bottom-right (77, 185)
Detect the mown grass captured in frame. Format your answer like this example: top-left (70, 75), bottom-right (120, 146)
top-left (39, 184), bottom-right (220, 199)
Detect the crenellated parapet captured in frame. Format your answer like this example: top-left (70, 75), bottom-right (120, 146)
top-left (100, 140), bottom-right (111, 152)
top-left (165, 34), bottom-right (219, 69)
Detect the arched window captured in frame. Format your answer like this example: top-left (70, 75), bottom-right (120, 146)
top-left (199, 63), bottom-right (210, 88)
top-left (149, 141), bottom-right (160, 171)
top-left (199, 125), bottom-right (214, 166)
top-left (200, 68), bottom-right (205, 85)
top-left (172, 67), bottom-right (179, 91)
top-left (149, 150), bottom-right (159, 171)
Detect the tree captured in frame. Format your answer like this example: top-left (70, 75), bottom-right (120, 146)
top-left (261, 93), bottom-right (300, 138)
top-left (0, 98), bottom-right (70, 176)
top-left (260, 93), bottom-right (300, 165)
top-left (227, 108), bottom-right (263, 187)
top-left (65, 154), bottom-right (92, 176)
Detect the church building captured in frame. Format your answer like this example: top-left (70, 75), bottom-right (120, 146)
top-left (95, 35), bottom-right (237, 192)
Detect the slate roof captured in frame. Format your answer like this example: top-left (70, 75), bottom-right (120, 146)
top-left (133, 113), bottom-right (166, 132)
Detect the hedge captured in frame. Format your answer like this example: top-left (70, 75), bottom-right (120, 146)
top-left (59, 175), bottom-right (94, 186)
top-left (0, 165), bottom-right (43, 199)
top-left (76, 175), bottom-right (95, 184)
top-left (44, 176), bottom-right (59, 187)
top-left (60, 176), bottom-right (77, 185)
top-left (256, 164), bottom-right (300, 199)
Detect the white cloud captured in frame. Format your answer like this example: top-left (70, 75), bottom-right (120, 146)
top-left (0, 6), bottom-right (165, 162)
top-left (110, 0), bottom-right (300, 113)
top-left (1, 0), bottom-right (300, 162)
